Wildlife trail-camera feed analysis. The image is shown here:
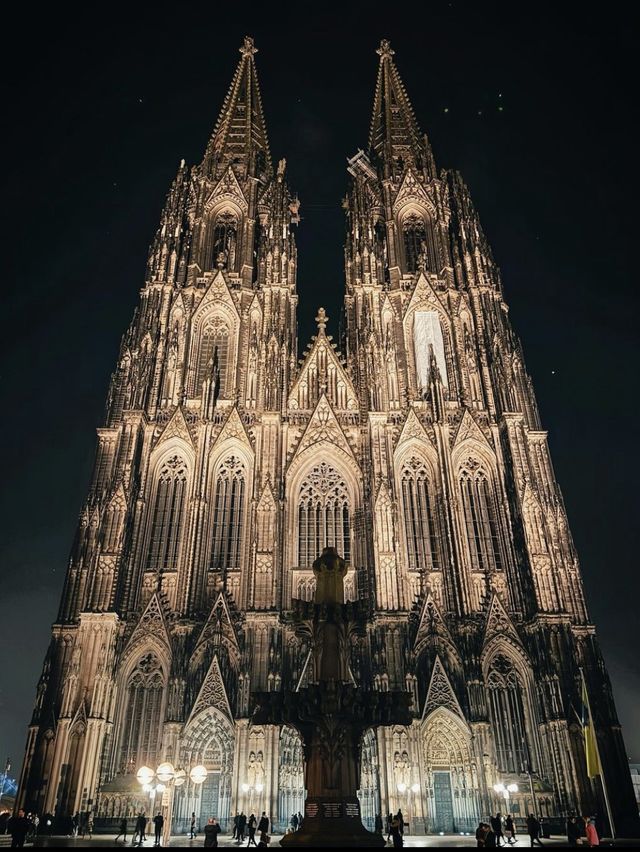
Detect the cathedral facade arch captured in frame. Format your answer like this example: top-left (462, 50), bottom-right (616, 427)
top-left (188, 300), bottom-right (238, 399)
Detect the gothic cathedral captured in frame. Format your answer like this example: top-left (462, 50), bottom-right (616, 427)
top-left (18, 37), bottom-right (637, 835)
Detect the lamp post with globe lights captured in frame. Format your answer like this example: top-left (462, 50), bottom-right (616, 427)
top-left (137, 762), bottom-right (207, 846)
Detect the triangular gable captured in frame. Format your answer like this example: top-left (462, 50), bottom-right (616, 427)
top-left (393, 168), bottom-right (434, 214)
top-left (193, 270), bottom-right (240, 322)
top-left (288, 330), bottom-right (358, 412)
top-left (403, 272), bottom-right (447, 319)
top-left (187, 654), bottom-right (233, 724)
top-left (291, 394), bottom-right (356, 461)
top-left (414, 594), bottom-right (455, 655)
top-left (210, 165), bottom-right (248, 211)
top-left (483, 593), bottom-right (522, 648)
top-left (394, 407), bottom-right (434, 451)
top-left (70, 696), bottom-right (88, 731)
top-left (196, 592), bottom-right (241, 666)
top-left (126, 592), bottom-right (172, 653)
top-left (257, 479), bottom-right (276, 511)
top-left (453, 408), bottom-right (492, 451)
top-left (156, 406), bottom-right (194, 449)
top-left (212, 405), bottom-right (253, 452)
top-left (422, 655), bottom-right (464, 721)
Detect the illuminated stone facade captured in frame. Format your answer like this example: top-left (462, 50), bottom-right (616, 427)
top-left (18, 37), bottom-right (637, 835)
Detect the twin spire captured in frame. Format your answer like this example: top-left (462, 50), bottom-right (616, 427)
top-left (201, 37), bottom-right (432, 180)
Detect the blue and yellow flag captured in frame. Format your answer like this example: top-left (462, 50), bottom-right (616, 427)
top-left (581, 674), bottom-right (600, 778)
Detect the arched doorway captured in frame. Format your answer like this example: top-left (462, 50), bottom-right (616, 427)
top-left (174, 708), bottom-right (235, 834)
top-left (422, 710), bottom-right (479, 834)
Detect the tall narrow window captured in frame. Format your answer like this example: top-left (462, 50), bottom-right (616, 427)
top-left (487, 655), bottom-right (530, 773)
top-left (402, 211), bottom-right (439, 273)
top-left (212, 211), bottom-right (238, 269)
top-left (401, 457), bottom-right (442, 572)
top-left (298, 463), bottom-right (351, 567)
top-left (195, 319), bottom-right (229, 396)
top-left (459, 462), bottom-right (504, 571)
top-left (210, 456), bottom-right (246, 572)
top-left (147, 456), bottom-right (188, 571)
top-left (119, 652), bottom-right (165, 773)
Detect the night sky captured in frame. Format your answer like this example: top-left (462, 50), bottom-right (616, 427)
top-left (2, 3), bottom-right (638, 779)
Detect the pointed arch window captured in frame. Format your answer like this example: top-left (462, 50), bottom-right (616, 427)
top-left (118, 652), bottom-right (165, 773)
top-left (103, 496), bottom-right (126, 553)
top-left (400, 456), bottom-right (442, 571)
top-left (147, 456), bottom-right (188, 571)
top-left (487, 655), bottom-right (530, 773)
top-left (402, 211), bottom-right (438, 274)
top-left (195, 318), bottom-right (229, 397)
top-left (212, 211), bottom-right (238, 269)
top-left (210, 456), bottom-right (246, 572)
top-left (298, 462), bottom-right (350, 567)
top-left (459, 461), bottom-right (504, 571)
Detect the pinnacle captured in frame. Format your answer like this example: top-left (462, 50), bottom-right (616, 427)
top-left (376, 38), bottom-right (394, 60)
top-left (239, 35), bottom-right (258, 57)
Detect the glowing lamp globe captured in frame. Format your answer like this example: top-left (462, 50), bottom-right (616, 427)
top-left (156, 783), bottom-right (166, 793)
top-left (156, 762), bottom-right (175, 783)
top-left (411, 783), bottom-right (420, 793)
top-left (137, 766), bottom-right (154, 786)
top-left (255, 783), bottom-right (264, 793)
top-left (174, 769), bottom-right (186, 787)
top-left (190, 764), bottom-right (208, 785)
top-left (242, 783), bottom-right (249, 793)
top-left (397, 782), bottom-right (407, 793)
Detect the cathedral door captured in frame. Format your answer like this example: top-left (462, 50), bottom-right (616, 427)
top-left (200, 772), bottom-right (221, 822)
top-left (432, 771), bottom-right (454, 833)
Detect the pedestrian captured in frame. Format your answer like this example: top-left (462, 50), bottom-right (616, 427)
top-left (476, 820), bottom-right (489, 847)
top-left (191, 811), bottom-right (198, 839)
top-left (257, 831), bottom-right (270, 848)
top-left (237, 811), bottom-right (247, 842)
top-left (72, 812), bottom-right (80, 837)
top-left (526, 813), bottom-right (543, 846)
top-left (115, 816), bottom-right (128, 843)
top-left (386, 812), bottom-right (393, 841)
top-left (32, 814), bottom-right (40, 838)
top-left (290, 812), bottom-right (298, 832)
top-left (396, 808), bottom-right (404, 836)
top-left (567, 816), bottom-right (581, 846)
top-left (135, 811), bottom-right (147, 844)
top-left (504, 814), bottom-right (516, 844)
top-left (390, 814), bottom-right (403, 848)
top-left (257, 812), bottom-right (269, 835)
top-left (585, 816), bottom-right (599, 847)
top-left (87, 814), bottom-right (94, 839)
top-left (374, 813), bottom-right (383, 835)
top-left (485, 824), bottom-right (497, 848)
top-left (297, 811), bottom-right (303, 830)
top-left (232, 812), bottom-right (240, 840)
top-left (153, 811), bottom-right (164, 845)
top-left (491, 812), bottom-right (504, 846)
top-left (7, 809), bottom-right (32, 848)
top-left (247, 813), bottom-right (257, 846)
top-left (204, 817), bottom-right (221, 848)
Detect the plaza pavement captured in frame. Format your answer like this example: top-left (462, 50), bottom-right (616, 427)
top-left (21, 832), bottom-right (630, 847)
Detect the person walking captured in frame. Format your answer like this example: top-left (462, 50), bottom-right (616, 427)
top-left (504, 814), bottom-right (516, 844)
top-left (476, 821), bottom-right (489, 847)
top-left (491, 812), bottom-right (504, 846)
top-left (290, 813), bottom-right (298, 832)
top-left (7, 809), bottom-right (32, 848)
top-left (567, 816), bottom-right (581, 846)
top-left (237, 811), bottom-right (247, 842)
top-left (153, 811), bottom-right (164, 845)
top-left (585, 817), bottom-right (600, 847)
top-left (390, 814), bottom-right (403, 848)
top-left (232, 812), bottom-right (239, 840)
top-left (297, 812), bottom-right (303, 830)
top-left (115, 816), bottom-right (128, 843)
top-left (190, 811), bottom-right (198, 839)
top-left (374, 813), bottom-right (383, 836)
top-left (135, 811), bottom-right (147, 844)
top-left (257, 812), bottom-right (269, 835)
top-left (204, 817), bottom-right (221, 848)
top-left (247, 813), bottom-right (257, 846)
top-left (526, 813), bottom-right (543, 846)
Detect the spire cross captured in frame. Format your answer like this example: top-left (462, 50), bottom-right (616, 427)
top-left (377, 39), bottom-right (395, 60)
top-left (240, 36), bottom-right (258, 57)
top-left (315, 307), bottom-right (328, 331)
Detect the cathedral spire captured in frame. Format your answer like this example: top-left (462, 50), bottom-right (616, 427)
top-left (201, 36), bottom-right (272, 180)
top-left (368, 39), bottom-right (435, 177)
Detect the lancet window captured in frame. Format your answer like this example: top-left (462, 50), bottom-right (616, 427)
top-left (400, 456), bottom-right (442, 571)
top-left (487, 655), bottom-right (531, 773)
top-left (402, 211), bottom-right (438, 273)
top-left (459, 460), bottom-right (504, 571)
top-left (210, 456), bottom-right (246, 572)
top-left (195, 318), bottom-right (229, 397)
top-left (146, 456), bottom-right (188, 571)
top-left (297, 463), bottom-right (351, 567)
top-left (212, 210), bottom-right (238, 269)
top-left (118, 652), bottom-right (165, 773)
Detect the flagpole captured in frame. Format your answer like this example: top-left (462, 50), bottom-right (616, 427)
top-left (579, 668), bottom-right (616, 840)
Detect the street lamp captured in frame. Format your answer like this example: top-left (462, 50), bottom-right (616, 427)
top-left (137, 762), bottom-right (207, 846)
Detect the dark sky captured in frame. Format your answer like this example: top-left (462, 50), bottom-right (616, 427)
top-left (2, 2), bottom-right (639, 778)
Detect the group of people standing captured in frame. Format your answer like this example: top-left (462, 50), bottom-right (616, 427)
top-left (475, 812), bottom-right (602, 847)
top-left (231, 810), bottom-right (271, 847)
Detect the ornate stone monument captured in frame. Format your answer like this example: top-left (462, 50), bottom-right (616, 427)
top-left (251, 548), bottom-right (412, 847)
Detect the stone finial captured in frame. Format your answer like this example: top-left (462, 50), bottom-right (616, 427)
top-left (315, 307), bottom-right (328, 331)
top-left (240, 36), bottom-right (258, 57)
top-left (377, 39), bottom-right (395, 60)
